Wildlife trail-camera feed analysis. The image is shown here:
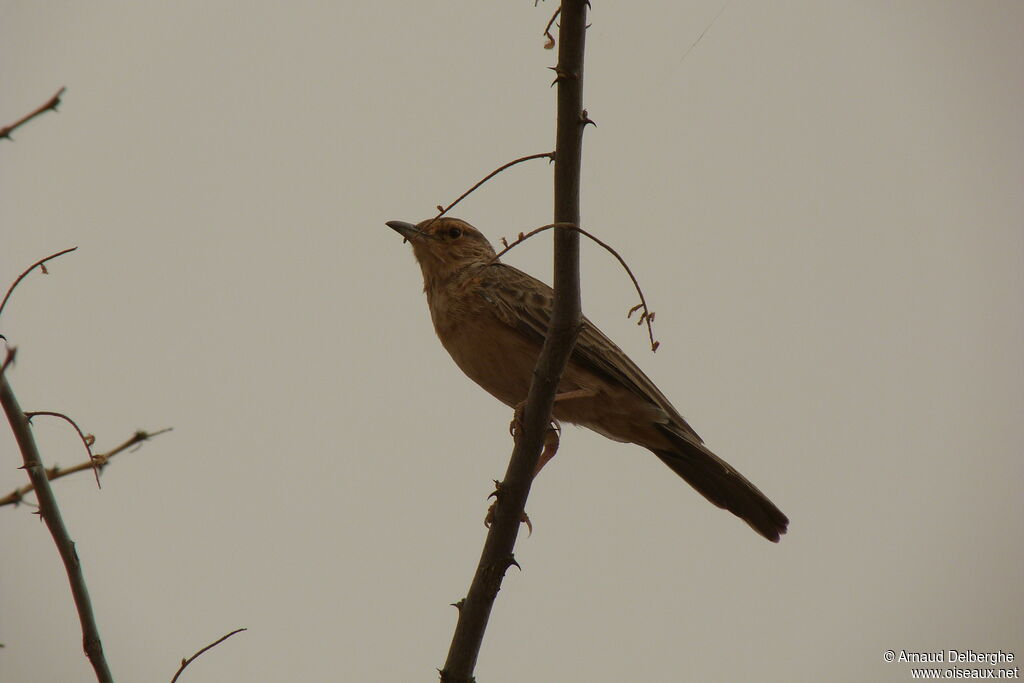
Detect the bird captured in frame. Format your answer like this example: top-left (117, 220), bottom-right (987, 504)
top-left (386, 216), bottom-right (788, 542)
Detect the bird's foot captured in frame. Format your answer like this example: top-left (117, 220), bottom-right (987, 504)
top-left (508, 401), bottom-right (527, 438)
top-left (535, 422), bottom-right (560, 476)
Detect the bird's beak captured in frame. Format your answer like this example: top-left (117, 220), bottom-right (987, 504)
top-left (386, 220), bottom-right (423, 243)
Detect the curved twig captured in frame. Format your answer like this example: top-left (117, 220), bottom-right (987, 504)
top-left (543, 8), bottom-right (561, 49)
top-left (25, 411), bottom-right (101, 487)
top-left (0, 247), bottom-right (78, 322)
top-left (427, 152), bottom-right (555, 228)
top-left (170, 628), bottom-right (247, 683)
top-left (492, 223), bottom-right (660, 352)
top-left (1, 428), bottom-right (173, 508)
top-left (0, 87), bottom-right (66, 141)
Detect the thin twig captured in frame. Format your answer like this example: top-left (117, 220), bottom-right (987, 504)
top-left (440, 1), bottom-right (589, 680)
top-left (0, 247), bottom-right (78, 322)
top-left (427, 152), bottom-right (555, 228)
top-left (170, 628), bottom-right (247, 683)
top-left (493, 223), bottom-right (660, 352)
top-left (543, 8), bottom-right (561, 49)
top-left (1, 374), bottom-right (114, 683)
top-left (0, 87), bottom-right (66, 141)
top-left (1, 428), bottom-right (173, 508)
top-left (25, 411), bottom-right (101, 487)
top-left (0, 346), bottom-right (15, 375)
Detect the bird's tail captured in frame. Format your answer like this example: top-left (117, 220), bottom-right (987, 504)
top-left (651, 427), bottom-right (788, 542)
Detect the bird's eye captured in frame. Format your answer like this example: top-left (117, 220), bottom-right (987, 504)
top-left (448, 227), bottom-right (463, 239)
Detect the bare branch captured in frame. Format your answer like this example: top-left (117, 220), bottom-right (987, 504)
top-left (493, 223), bottom-right (660, 352)
top-left (170, 628), bottom-right (247, 683)
top-left (441, 2), bottom-right (589, 680)
top-left (0, 247), bottom-right (78, 322)
top-left (1, 373), bottom-right (114, 683)
top-left (1, 428), bottom-right (173, 508)
top-left (0, 87), bottom-right (66, 141)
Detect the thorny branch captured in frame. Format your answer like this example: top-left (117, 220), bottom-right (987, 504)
top-left (1, 428), bottom-right (173, 508)
top-left (170, 628), bottom-right (247, 683)
top-left (440, 1), bottom-right (589, 680)
top-left (494, 223), bottom-right (661, 352)
top-left (0, 87), bottom-right (66, 141)
top-left (1, 371), bottom-right (114, 683)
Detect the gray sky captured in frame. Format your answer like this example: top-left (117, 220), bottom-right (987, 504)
top-left (2, 2), bottom-right (1022, 681)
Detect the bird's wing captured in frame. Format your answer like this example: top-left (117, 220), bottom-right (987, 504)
top-left (479, 262), bottom-right (702, 442)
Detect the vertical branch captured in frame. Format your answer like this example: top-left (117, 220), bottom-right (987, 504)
top-left (440, 1), bottom-right (589, 680)
top-left (0, 371), bottom-right (114, 683)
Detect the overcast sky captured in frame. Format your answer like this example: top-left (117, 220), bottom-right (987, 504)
top-left (2, 2), bottom-right (1022, 681)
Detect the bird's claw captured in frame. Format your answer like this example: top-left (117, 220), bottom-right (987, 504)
top-left (509, 401), bottom-right (526, 438)
top-left (485, 501), bottom-right (533, 536)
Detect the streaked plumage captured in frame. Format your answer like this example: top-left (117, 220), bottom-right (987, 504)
top-left (387, 217), bottom-right (788, 542)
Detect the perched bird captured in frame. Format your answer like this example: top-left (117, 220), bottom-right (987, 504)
top-left (387, 217), bottom-right (788, 542)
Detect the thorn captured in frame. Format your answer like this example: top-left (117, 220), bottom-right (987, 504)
top-left (487, 480), bottom-right (502, 501)
top-left (507, 555), bottom-right (522, 572)
top-left (451, 599), bottom-right (465, 611)
top-left (548, 66), bottom-right (576, 87)
top-left (580, 110), bottom-right (597, 128)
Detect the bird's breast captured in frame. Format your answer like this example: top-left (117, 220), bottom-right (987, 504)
top-left (425, 283), bottom-right (537, 408)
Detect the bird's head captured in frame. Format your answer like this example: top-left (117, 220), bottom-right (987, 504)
top-left (387, 217), bottom-right (498, 284)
